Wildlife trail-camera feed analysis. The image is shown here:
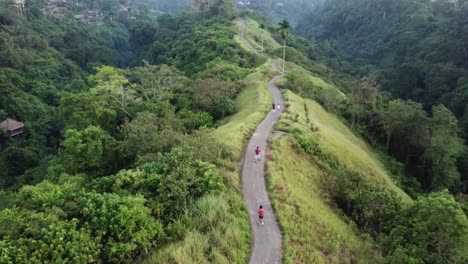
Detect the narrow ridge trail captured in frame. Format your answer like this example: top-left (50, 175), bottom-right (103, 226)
top-left (240, 18), bottom-right (283, 264)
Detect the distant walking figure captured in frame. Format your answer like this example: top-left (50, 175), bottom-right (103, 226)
top-left (272, 103), bottom-right (276, 112)
top-left (258, 205), bottom-right (265, 225)
top-left (276, 104), bottom-right (280, 111)
top-left (255, 146), bottom-right (261, 162)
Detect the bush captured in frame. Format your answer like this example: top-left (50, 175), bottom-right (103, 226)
top-left (0, 208), bottom-right (99, 264)
top-left (382, 191), bottom-right (468, 264)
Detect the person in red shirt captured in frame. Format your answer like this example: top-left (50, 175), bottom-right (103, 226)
top-left (255, 146), bottom-right (261, 162)
top-left (258, 205), bottom-right (265, 225)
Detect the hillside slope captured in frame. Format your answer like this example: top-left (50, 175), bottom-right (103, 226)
top-left (266, 89), bottom-right (411, 263)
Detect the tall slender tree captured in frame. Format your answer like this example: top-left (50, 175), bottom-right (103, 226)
top-left (260, 23), bottom-right (265, 52)
top-left (278, 19), bottom-right (290, 77)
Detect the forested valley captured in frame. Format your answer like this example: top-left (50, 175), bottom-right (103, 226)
top-left (246, 0), bottom-right (468, 262)
top-left (0, 0), bottom-right (258, 262)
top-left (295, 0), bottom-right (468, 194)
top-left (1, 0), bottom-right (467, 263)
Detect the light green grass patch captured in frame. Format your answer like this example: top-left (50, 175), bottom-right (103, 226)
top-left (233, 19), bottom-right (255, 53)
top-left (240, 17), bottom-right (282, 53)
top-left (268, 137), bottom-right (379, 264)
top-left (278, 60), bottom-right (346, 98)
top-left (282, 90), bottom-right (411, 202)
top-left (143, 191), bottom-right (251, 264)
top-left (143, 22), bottom-right (276, 264)
top-left (213, 59), bottom-right (273, 160)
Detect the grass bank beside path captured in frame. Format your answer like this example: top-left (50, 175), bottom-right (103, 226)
top-left (279, 91), bottom-right (411, 202)
top-left (213, 59), bottom-right (276, 189)
top-left (144, 62), bottom-right (274, 264)
top-left (143, 64), bottom-right (274, 264)
top-left (234, 18), bottom-right (282, 53)
top-left (142, 21), bottom-right (277, 264)
top-left (266, 90), bottom-right (412, 263)
top-left (276, 60), bottom-right (346, 99)
top-left (268, 137), bottom-right (379, 263)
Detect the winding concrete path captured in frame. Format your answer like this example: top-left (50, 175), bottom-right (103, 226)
top-left (240, 18), bottom-right (283, 264)
top-left (240, 18), bottom-right (259, 53)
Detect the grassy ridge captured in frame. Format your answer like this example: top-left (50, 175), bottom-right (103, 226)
top-left (268, 137), bottom-right (378, 263)
top-left (143, 191), bottom-right (251, 264)
top-left (234, 18), bottom-right (282, 53)
top-left (213, 60), bottom-right (274, 161)
top-left (280, 91), bottom-right (411, 202)
top-left (267, 89), bottom-right (412, 263)
top-left (276, 61), bottom-right (346, 98)
top-left (144, 56), bottom-right (275, 264)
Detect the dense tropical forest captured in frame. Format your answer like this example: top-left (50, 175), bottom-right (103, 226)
top-left (1, 0), bottom-right (467, 263)
top-left (295, 0), bottom-right (468, 194)
top-left (0, 0), bottom-right (257, 262)
top-left (245, 0), bottom-right (323, 24)
top-left (240, 0), bottom-right (468, 262)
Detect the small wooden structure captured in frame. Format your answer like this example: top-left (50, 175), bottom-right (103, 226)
top-left (0, 118), bottom-right (24, 137)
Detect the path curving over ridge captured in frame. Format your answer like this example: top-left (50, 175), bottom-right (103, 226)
top-left (240, 18), bottom-right (259, 53)
top-left (240, 18), bottom-right (283, 264)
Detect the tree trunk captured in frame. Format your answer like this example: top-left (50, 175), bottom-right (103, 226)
top-left (464, 47), bottom-right (467, 63)
top-left (282, 39), bottom-right (286, 77)
top-left (261, 31), bottom-right (264, 52)
top-left (386, 131), bottom-right (391, 153)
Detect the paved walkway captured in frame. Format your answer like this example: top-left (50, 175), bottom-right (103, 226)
top-left (240, 18), bottom-right (283, 264)
top-left (240, 18), bottom-right (259, 53)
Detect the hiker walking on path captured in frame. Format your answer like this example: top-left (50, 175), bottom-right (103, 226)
top-left (258, 205), bottom-right (265, 225)
top-left (240, 17), bottom-right (282, 263)
top-left (276, 104), bottom-right (280, 111)
top-left (255, 146), bottom-right (261, 162)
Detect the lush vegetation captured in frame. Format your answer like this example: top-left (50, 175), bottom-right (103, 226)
top-left (2, 0), bottom-right (467, 262)
top-left (0, 0), bottom-right (266, 263)
top-left (296, 0), bottom-right (468, 193)
top-left (269, 88), bottom-right (468, 263)
top-left (240, 0), bottom-right (323, 25)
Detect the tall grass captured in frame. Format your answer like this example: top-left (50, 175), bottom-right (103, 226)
top-left (145, 192), bottom-right (250, 264)
top-left (144, 34), bottom-right (275, 263)
top-left (268, 138), bottom-right (379, 264)
top-left (242, 18), bottom-right (282, 52)
top-left (279, 91), bottom-right (411, 202)
top-left (266, 88), bottom-right (413, 263)
top-left (213, 60), bottom-right (274, 159)
top-left (277, 61), bottom-right (346, 98)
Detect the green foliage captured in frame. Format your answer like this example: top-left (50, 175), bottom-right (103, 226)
top-left (297, 0), bottom-right (468, 188)
top-left (247, 0), bottom-right (322, 24)
top-left (383, 191), bottom-right (468, 264)
top-left (121, 112), bottom-right (182, 157)
top-left (150, 15), bottom-right (259, 75)
top-left (197, 59), bottom-right (251, 81)
top-left (285, 90), bottom-right (468, 262)
top-left (2, 147), bottom-right (39, 187)
top-left (0, 2), bottom-right (260, 263)
top-left (191, 78), bottom-right (242, 119)
top-left (92, 147), bottom-right (225, 218)
top-left (59, 92), bottom-right (118, 131)
top-left (0, 208), bottom-right (99, 264)
top-left (10, 181), bottom-right (163, 263)
top-left (61, 126), bottom-right (115, 174)
top-left (79, 192), bottom-right (162, 263)
top-left (89, 66), bottom-right (136, 118)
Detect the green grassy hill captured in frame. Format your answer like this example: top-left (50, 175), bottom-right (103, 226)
top-left (231, 15), bottom-right (412, 263)
top-left (267, 89), bottom-right (411, 263)
top-left (234, 17), bottom-right (282, 53)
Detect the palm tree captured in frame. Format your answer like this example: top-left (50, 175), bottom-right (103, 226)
top-left (278, 19), bottom-right (290, 77)
top-left (260, 23), bottom-right (265, 52)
